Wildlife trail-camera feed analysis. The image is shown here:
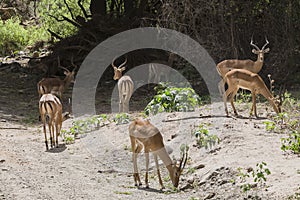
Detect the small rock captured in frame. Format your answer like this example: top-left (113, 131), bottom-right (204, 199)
top-left (194, 164), bottom-right (205, 169)
top-left (171, 134), bottom-right (178, 139)
top-left (187, 177), bottom-right (195, 184)
top-left (180, 183), bottom-right (194, 191)
top-left (204, 192), bottom-right (216, 199)
top-left (0, 160), bottom-right (5, 163)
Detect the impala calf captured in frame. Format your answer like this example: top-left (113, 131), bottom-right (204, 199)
top-left (39, 94), bottom-right (69, 150)
top-left (217, 37), bottom-right (270, 95)
top-left (37, 57), bottom-right (76, 99)
top-left (129, 118), bottom-right (188, 189)
top-left (223, 69), bottom-right (280, 118)
top-left (112, 57), bottom-right (134, 113)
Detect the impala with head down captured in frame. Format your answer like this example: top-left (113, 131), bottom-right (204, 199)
top-left (37, 57), bottom-right (76, 100)
top-left (217, 37), bottom-right (270, 95)
top-left (223, 69), bottom-right (280, 118)
top-left (129, 118), bottom-right (188, 189)
top-left (112, 57), bottom-right (134, 113)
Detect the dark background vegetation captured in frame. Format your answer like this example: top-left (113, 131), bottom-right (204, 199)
top-left (1, 0), bottom-right (300, 93)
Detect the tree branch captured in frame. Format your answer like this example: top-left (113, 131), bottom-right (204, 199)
top-left (63, 0), bottom-right (75, 20)
top-left (78, 0), bottom-right (91, 19)
top-left (47, 29), bottom-right (63, 40)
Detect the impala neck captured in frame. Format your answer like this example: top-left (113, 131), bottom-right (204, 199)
top-left (254, 54), bottom-right (264, 72)
top-left (260, 84), bottom-right (279, 114)
top-left (154, 147), bottom-right (177, 182)
top-left (63, 75), bottom-right (72, 88)
top-left (155, 147), bottom-right (172, 167)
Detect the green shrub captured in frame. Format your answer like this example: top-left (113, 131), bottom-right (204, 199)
top-left (0, 17), bottom-right (48, 55)
top-left (144, 84), bottom-right (201, 115)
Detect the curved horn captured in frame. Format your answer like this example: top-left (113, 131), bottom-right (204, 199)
top-left (118, 58), bottom-right (127, 69)
top-left (57, 56), bottom-right (70, 72)
top-left (111, 57), bottom-right (118, 69)
top-left (250, 36), bottom-right (260, 50)
top-left (59, 66), bottom-right (70, 72)
top-left (179, 146), bottom-right (188, 170)
top-left (70, 55), bottom-right (78, 70)
top-left (262, 36), bottom-right (269, 50)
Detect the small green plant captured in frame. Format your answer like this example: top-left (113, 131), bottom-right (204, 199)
top-left (144, 84), bottom-right (202, 115)
top-left (60, 129), bottom-right (75, 144)
top-left (252, 162), bottom-right (271, 187)
top-left (113, 113), bottom-right (130, 125)
top-left (237, 162), bottom-right (271, 195)
top-left (237, 167), bottom-right (252, 193)
top-left (263, 121), bottom-right (277, 132)
top-left (187, 167), bottom-right (196, 174)
top-left (235, 89), bottom-right (252, 104)
top-left (281, 130), bottom-right (300, 154)
top-left (192, 124), bottom-right (220, 149)
top-left (61, 115), bottom-right (110, 144)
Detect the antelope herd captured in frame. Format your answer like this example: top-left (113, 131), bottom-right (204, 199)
top-left (35, 37), bottom-right (281, 189)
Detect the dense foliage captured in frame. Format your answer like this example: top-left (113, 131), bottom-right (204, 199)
top-left (0, 0), bottom-right (299, 88)
top-left (144, 84), bottom-right (201, 115)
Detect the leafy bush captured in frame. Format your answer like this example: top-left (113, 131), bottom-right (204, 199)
top-left (0, 17), bottom-right (48, 55)
top-left (144, 84), bottom-right (201, 115)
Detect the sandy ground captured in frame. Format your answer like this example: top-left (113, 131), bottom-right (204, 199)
top-left (0, 68), bottom-right (299, 200)
top-left (0, 102), bottom-right (300, 200)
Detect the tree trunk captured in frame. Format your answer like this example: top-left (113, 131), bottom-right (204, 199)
top-left (90, 0), bottom-right (106, 17)
top-left (124, 0), bottom-right (135, 17)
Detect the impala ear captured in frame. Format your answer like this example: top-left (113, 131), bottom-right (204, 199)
top-left (263, 48), bottom-right (270, 53)
top-left (252, 49), bottom-right (258, 54)
top-left (120, 67), bottom-right (126, 71)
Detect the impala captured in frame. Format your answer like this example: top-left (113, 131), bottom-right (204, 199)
top-left (223, 69), bottom-right (280, 118)
top-left (39, 93), bottom-right (69, 150)
top-left (148, 53), bottom-right (176, 84)
top-left (129, 118), bottom-right (188, 189)
top-left (112, 57), bottom-right (134, 113)
top-left (217, 37), bottom-right (270, 95)
top-left (37, 57), bottom-right (76, 100)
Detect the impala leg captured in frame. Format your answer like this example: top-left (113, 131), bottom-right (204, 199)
top-left (250, 92), bottom-right (258, 118)
top-left (230, 90), bottom-right (238, 116)
top-left (218, 79), bottom-right (225, 96)
top-left (223, 91), bottom-right (229, 116)
top-left (223, 86), bottom-right (236, 116)
top-left (144, 151), bottom-right (149, 188)
top-left (42, 119), bottom-right (48, 151)
top-left (130, 137), bottom-right (142, 186)
top-left (48, 121), bottom-right (53, 148)
top-left (154, 154), bottom-right (164, 190)
top-left (55, 119), bottom-right (62, 148)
